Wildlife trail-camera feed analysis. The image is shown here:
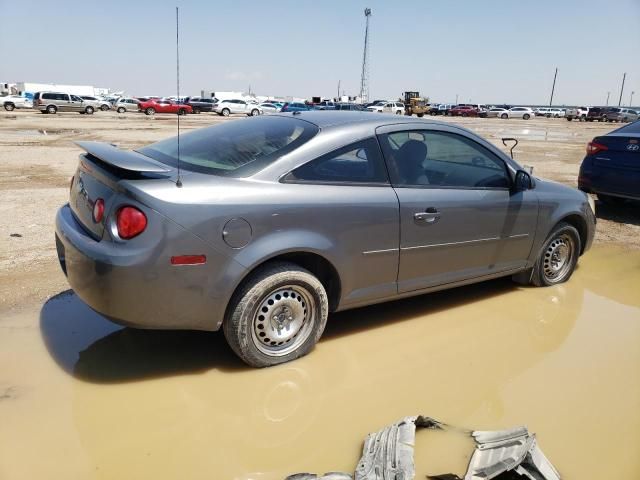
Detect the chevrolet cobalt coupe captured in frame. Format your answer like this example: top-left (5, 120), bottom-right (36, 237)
top-left (55, 112), bottom-right (595, 367)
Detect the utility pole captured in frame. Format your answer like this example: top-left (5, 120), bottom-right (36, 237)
top-left (606, 91), bottom-right (610, 106)
top-left (629, 90), bottom-right (635, 107)
top-left (337, 80), bottom-right (340, 100)
top-left (455, 93), bottom-right (459, 104)
top-left (359, 8), bottom-right (372, 104)
top-left (549, 67), bottom-right (558, 107)
top-left (618, 73), bottom-right (626, 106)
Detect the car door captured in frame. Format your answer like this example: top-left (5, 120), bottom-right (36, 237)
top-left (376, 124), bottom-right (538, 293)
top-left (236, 100), bottom-right (248, 114)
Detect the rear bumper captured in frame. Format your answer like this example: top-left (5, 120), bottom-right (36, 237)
top-left (55, 204), bottom-right (242, 331)
top-left (579, 158), bottom-right (640, 200)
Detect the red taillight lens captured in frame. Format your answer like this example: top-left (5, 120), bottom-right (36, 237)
top-left (116, 206), bottom-right (147, 239)
top-left (92, 198), bottom-right (105, 223)
top-left (586, 141), bottom-right (608, 155)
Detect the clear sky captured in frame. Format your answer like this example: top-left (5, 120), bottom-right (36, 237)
top-left (2, 0), bottom-right (639, 105)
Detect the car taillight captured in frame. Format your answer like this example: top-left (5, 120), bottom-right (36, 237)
top-left (116, 206), bottom-right (147, 239)
top-left (586, 141), bottom-right (608, 155)
top-left (92, 198), bottom-right (105, 223)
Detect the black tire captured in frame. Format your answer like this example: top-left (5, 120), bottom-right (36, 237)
top-left (251, 108), bottom-right (260, 116)
top-left (178, 108), bottom-right (187, 115)
top-left (47, 105), bottom-right (57, 114)
top-left (221, 108), bottom-right (230, 116)
top-left (117, 107), bottom-right (125, 113)
top-left (523, 113), bottom-right (530, 120)
top-left (598, 194), bottom-right (626, 206)
top-left (145, 107), bottom-right (155, 115)
top-left (85, 106), bottom-right (94, 115)
top-left (100, 104), bottom-right (110, 111)
top-left (4, 103), bottom-right (15, 111)
top-left (193, 107), bottom-right (201, 114)
top-left (529, 222), bottom-right (581, 287)
top-left (417, 113), bottom-right (424, 118)
top-left (566, 117), bottom-right (572, 121)
top-left (223, 261), bottom-right (329, 367)
top-left (501, 113), bottom-right (508, 119)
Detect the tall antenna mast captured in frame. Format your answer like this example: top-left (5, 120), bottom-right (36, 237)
top-left (175, 6), bottom-right (182, 188)
top-left (359, 8), bottom-right (372, 104)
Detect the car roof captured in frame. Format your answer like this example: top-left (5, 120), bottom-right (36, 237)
top-left (270, 111), bottom-right (454, 129)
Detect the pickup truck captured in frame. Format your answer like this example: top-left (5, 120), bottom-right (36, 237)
top-left (1, 95), bottom-right (32, 111)
top-left (565, 107), bottom-right (588, 121)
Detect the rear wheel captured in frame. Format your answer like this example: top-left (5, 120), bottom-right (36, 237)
top-left (396, 110), bottom-right (402, 115)
top-left (417, 113), bottom-right (424, 118)
top-left (529, 222), bottom-right (580, 287)
top-left (221, 108), bottom-right (230, 116)
top-left (223, 262), bottom-right (328, 367)
top-left (145, 107), bottom-right (155, 115)
top-left (117, 107), bottom-right (125, 113)
top-left (193, 107), bottom-right (201, 114)
top-left (84, 106), bottom-right (94, 115)
top-left (501, 113), bottom-right (508, 119)
top-left (178, 109), bottom-right (187, 115)
top-left (523, 113), bottom-right (530, 120)
top-left (47, 105), bottom-right (57, 114)
top-left (100, 104), bottom-right (110, 111)
top-left (4, 103), bottom-right (15, 111)
top-left (251, 108), bottom-right (260, 116)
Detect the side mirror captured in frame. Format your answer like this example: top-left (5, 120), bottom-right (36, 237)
top-left (514, 170), bottom-right (535, 191)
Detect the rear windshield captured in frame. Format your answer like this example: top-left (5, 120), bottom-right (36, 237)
top-left (138, 116), bottom-right (319, 177)
top-left (613, 120), bottom-right (640, 134)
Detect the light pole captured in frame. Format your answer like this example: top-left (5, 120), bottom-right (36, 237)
top-left (630, 91), bottom-right (635, 107)
top-left (606, 91), bottom-right (610, 106)
top-left (618, 72), bottom-right (626, 106)
top-left (455, 93), bottom-right (459, 104)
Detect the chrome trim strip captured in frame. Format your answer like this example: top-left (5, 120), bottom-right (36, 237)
top-left (507, 233), bottom-right (529, 239)
top-left (362, 248), bottom-right (399, 256)
top-left (402, 237), bottom-right (500, 251)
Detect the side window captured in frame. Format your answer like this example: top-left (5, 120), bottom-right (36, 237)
top-left (286, 137), bottom-right (388, 184)
top-left (71, 95), bottom-right (82, 102)
top-left (379, 130), bottom-right (510, 189)
top-left (58, 94), bottom-right (69, 101)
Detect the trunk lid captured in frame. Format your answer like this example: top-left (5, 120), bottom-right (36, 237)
top-left (69, 142), bottom-right (173, 239)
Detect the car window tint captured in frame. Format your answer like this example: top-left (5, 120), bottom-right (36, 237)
top-left (288, 138), bottom-right (388, 184)
top-left (71, 95), bottom-right (83, 102)
top-left (139, 116), bottom-right (319, 177)
top-left (380, 130), bottom-right (510, 189)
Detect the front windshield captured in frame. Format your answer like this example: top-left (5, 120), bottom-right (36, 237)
top-left (138, 116), bottom-right (318, 177)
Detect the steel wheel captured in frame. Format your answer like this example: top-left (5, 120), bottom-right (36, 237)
top-left (251, 285), bottom-right (315, 357)
top-left (542, 233), bottom-right (575, 283)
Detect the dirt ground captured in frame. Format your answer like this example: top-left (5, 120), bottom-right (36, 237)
top-left (0, 110), bottom-right (638, 313)
top-left (0, 110), bottom-right (639, 479)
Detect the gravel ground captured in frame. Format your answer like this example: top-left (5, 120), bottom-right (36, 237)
top-left (0, 110), bottom-right (638, 313)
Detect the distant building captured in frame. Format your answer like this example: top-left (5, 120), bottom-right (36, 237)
top-left (14, 82), bottom-right (111, 98)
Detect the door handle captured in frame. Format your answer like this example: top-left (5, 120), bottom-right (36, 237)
top-left (414, 208), bottom-right (440, 224)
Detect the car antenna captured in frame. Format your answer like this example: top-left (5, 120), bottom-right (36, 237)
top-left (175, 6), bottom-right (183, 188)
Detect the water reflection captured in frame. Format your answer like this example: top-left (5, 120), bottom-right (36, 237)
top-left (32, 247), bottom-right (640, 479)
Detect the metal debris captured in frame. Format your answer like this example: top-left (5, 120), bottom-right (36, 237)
top-left (286, 416), bottom-right (560, 480)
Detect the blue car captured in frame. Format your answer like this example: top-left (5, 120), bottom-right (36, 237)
top-left (579, 120), bottom-right (640, 204)
top-left (281, 102), bottom-right (314, 112)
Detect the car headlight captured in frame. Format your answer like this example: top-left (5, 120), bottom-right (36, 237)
top-left (586, 192), bottom-right (595, 215)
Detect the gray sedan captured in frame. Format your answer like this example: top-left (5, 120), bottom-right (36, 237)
top-left (55, 112), bottom-right (596, 367)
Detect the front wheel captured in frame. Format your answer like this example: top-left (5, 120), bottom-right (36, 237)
top-left (4, 103), bottom-right (15, 111)
top-left (251, 108), bottom-right (260, 116)
top-left (100, 104), bottom-right (110, 111)
top-left (47, 105), bottom-right (57, 114)
top-left (523, 113), bottom-right (530, 120)
top-left (178, 109), bottom-right (187, 115)
top-left (193, 107), bottom-right (201, 114)
top-left (221, 108), bottom-right (230, 116)
top-left (223, 262), bottom-right (329, 367)
top-left (501, 113), bottom-right (508, 119)
top-left (117, 107), bottom-right (125, 113)
top-left (85, 106), bottom-right (94, 115)
top-left (145, 107), bottom-right (155, 115)
top-left (529, 222), bottom-right (581, 287)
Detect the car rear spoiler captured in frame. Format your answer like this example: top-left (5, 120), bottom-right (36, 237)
top-left (75, 141), bottom-right (172, 174)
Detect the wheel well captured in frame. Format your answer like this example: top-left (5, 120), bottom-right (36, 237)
top-left (559, 214), bottom-right (588, 254)
top-left (236, 252), bottom-right (342, 312)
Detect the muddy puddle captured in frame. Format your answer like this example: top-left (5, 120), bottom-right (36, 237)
top-left (0, 246), bottom-right (639, 479)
